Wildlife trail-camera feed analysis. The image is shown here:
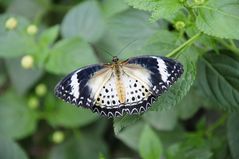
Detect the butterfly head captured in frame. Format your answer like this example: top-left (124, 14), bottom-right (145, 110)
top-left (112, 56), bottom-right (119, 63)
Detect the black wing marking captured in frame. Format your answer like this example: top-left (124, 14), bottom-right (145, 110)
top-left (126, 55), bottom-right (184, 96)
top-left (54, 64), bottom-right (104, 108)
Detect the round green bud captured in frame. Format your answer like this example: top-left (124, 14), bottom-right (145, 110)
top-left (27, 24), bottom-right (38, 35)
top-left (175, 21), bottom-right (186, 31)
top-left (5, 17), bottom-right (18, 30)
top-left (52, 131), bottom-right (65, 144)
top-left (28, 96), bottom-right (39, 109)
top-left (21, 55), bottom-right (34, 69)
top-left (35, 83), bottom-right (47, 97)
top-left (194, 0), bottom-right (205, 5)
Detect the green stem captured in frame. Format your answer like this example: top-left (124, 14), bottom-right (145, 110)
top-left (166, 32), bottom-right (202, 58)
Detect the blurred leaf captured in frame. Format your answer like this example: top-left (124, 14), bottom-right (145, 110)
top-left (45, 38), bottom-right (98, 74)
top-left (140, 30), bottom-right (181, 56)
top-left (105, 9), bottom-right (159, 58)
top-left (227, 113), bottom-right (239, 159)
top-left (196, 0), bottom-right (239, 39)
top-left (7, 0), bottom-right (47, 20)
top-left (143, 109), bottom-right (178, 131)
top-left (102, 0), bottom-right (129, 17)
top-left (0, 91), bottom-right (37, 139)
top-left (114, 114), bottom-right (141, 135)
top-left (61, 0), bottom-right (105, 42)
top-left (125, 0), bottom-right (183, 21)
top-left (0, 136), bottom-right (28, 159)
top-left (198, 51), bottom-right (239, 111)
top-left (5, 58), bottom-right (43, 95)
top-left (39, 25), bottom-right (59, 47)
top-left (139, 125), bottom-right (162, 159)
top-left (49, 133), bottom-right (108, 159)
top-left (151, 55), bottom-right (196, 111)
top-left (116, 121), bottom-right (145, 151)
top-left (176, 88), bottom-right (201, 120)
top-left (46, 96), bottom-right (98, 128)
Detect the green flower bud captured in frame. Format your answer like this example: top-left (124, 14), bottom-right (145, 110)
top-left (5, 17), bottom-right (18, 30)
top-left (21, 55), bottom-right (34, 69)
top-left (35, 83), bottom-right (47, 97)
top-left (28, 96), bottom-right (39, 109)
top-left (175, 21), bottom-right (186, 31)
top-left (27, 24), bottom-right (38, 35)
top-left (52, 131), bottom-right (65, 144)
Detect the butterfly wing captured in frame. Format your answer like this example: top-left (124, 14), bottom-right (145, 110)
top-left (54, 64), bottom-right (110, 108)
top-left (126, 55), bottom-right (184, 95)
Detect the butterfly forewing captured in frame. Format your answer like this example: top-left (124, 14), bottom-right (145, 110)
top-left (54, 55), bottom-right (183, 117)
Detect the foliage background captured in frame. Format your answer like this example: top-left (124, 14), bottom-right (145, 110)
top-left (0, 0), bottom-right (239, 159)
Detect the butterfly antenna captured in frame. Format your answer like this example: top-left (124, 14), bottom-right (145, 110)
top-left (116, 39), bottom-right (138, 57)
top-left (93, 44), bottom-right (114, 57)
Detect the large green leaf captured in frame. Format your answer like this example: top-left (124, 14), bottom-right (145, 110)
top-left (102, 0), bottom-right (129, 17)
top-left (45, 38), bottom-right (98, 75)
top-left (125, 0), bottom-right (183, 21)
top-left (0, 136), bottom-right (28, 159)
top-left (195, 0), bottom-right (239, 39)
top-left (46, 102), bottom-right (98, 128)
top-left (198, 51), bottom-right (239, 111)
top-left (61, 1), bottom-right (105, 43)
top-left (227, 113), bottom-right (239, 159)
top-left (0, 91), bottom-right (37, 139)
top-left (139, 125), bottom-right (162, 159)
top-left (103, 9), bottom-right (159, 58)
top-left (143, 109), bottom-right (178, 131)
top-left (44, 93), bottom-right (98, 128)
top-left (116, 121), bottom-right (145, 151)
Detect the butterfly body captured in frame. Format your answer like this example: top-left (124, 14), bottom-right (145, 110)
top-left (55, 56), bottom-right (183, 117)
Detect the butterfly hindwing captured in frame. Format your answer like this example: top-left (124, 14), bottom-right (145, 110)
top-left (54, 64), bottom-right (104, 108)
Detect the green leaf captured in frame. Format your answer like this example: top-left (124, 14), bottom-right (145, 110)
top-left (139, 125), bottom-right (162, 159)
top-left (143, 109), bottom-right (178, 131)
top-left (39, 25), bottom-right (59, 47)
top-left (195, 0), bottom-right (239, 39)
top-left (46, 101), bottom-right (98, 128)
top-left (176, 88), bottom-right (201, 120)
top-left (151, 55), bottom-right (196, 111)
top-left (125, 0), bottom-right (183, 21)
top-left (0, 136), bottom-right (28, 159)
top-left (113, 115), bottom-right (141, 135)
top-left (5, 58), bottom-right (43, 95)
top-left (61, 0), bottom-right (105, 42)
top-left (49, 133), bottom-right (108, 159)
top-left (116, 121), bottom-right (145, 151)
top-left (227, 113), bottom-right (239, 159)
top-left (103, 9), bottom-right (159, 59)
top-left (198, 51), bottom-right (239, 111)
top-left (45, 38), bottom-right (98, 74)
top-left (0, 91), bottom-right (37, 139)
top-left (102, 0), bottom-right (129, 17)
top-left (140, 30), bottom-right (181, 56)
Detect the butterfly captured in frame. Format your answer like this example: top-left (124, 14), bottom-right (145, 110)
top-left (54, 55), bottom-right (183, 118)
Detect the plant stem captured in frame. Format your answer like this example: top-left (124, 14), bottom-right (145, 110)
top-left (166, 32), bottom-right (202, 58)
